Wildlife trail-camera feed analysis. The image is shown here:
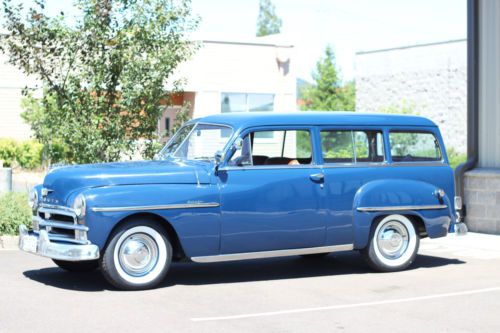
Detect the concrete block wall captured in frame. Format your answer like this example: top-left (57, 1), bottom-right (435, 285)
top-left (464, 169), bottom-right (500, 234)
top-left (355, 40), bottom-right (467, 153)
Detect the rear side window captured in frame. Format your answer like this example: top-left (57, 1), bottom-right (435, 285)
top-left (389, 131), bottom-right (442, 162)
top-left (320, 130), bottom-right (385, 164)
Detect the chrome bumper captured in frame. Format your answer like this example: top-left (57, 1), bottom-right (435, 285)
top-left (18, 225), bottom-right (100, 261)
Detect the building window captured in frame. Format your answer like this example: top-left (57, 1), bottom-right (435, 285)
top-left (165, 117), bottom-right (170, 134)
top-left (221, 93), bottom-right (274, 113)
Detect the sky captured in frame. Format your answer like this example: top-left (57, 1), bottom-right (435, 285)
top-left (3, 0), bottom-right (467, 82)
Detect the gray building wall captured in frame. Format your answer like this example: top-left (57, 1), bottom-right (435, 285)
top-left (355, 40), bottom-right (467, 153)
top-left (477, 0), bottom-right (500, 168)
top-left (464, 0), bottom-right (500, 234)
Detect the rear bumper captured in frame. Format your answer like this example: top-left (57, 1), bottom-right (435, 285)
top-left (18, 225), bottom-right (100, 261)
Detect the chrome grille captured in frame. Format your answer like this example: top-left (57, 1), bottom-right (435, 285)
top-left (33, 204), bottom-right (89, 245)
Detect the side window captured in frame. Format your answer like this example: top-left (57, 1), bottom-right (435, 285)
top-left (228, 129), bottom-right (313, 166)
top-left (389, 131), bottom-right (442, 162)
top-left (321, 131), bottom-right (354, 163)
top-left (321, 130), bottom-right (385, 164)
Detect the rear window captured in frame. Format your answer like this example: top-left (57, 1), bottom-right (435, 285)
top-left (389, 131), bottom-right (442, 162)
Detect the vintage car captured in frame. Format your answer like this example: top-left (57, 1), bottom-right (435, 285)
top-left (19, 112), bottom-right (467, 290)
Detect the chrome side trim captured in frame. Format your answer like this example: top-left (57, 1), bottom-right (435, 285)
top-left (190, 244), bottom-right (354, 263)
top-left (219, 162), bottom-right (448, 172)
top-left (219, 165), bottom-right (319, 171)
top-left (357, 205), bottom-right (448, 212)
top-left (92, 202), bottom-right (220, 212)
top-left (389, 161), bottom-right (447, 167)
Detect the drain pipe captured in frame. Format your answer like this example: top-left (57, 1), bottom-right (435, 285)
top-left (455, 0), bottom-right (479, 211)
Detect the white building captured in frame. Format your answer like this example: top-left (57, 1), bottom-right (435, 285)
top-left (159, 35), bottom-right (296, 137)
top-left (0, 52), bottom-right (34, 140)
top-left (0, 34), bottom-right (296, 141)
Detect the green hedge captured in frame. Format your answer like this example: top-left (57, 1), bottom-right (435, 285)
top-left (0, 139), bottom-right (18, 167)
top-left (0, 192), bottom-right (32, 235)
top-left (0, 139), bottom-right (43, 169)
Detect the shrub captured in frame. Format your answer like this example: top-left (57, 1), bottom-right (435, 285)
top-left (0, 139), bottom-right (18, 167)
top-left (0, 192), bottom-right (32, 235)
top-left (447, 148), bottom-right (467, 170)
top-left (17, 140), bottom-right (43, 169)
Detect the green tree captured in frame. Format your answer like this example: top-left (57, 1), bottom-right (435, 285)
top-left (256, 0), bottom-right (282, 37)
top-left (171, 101), bottom-right (191, 136)
top-left (301, 46), bottom-right (355, 111)
top-left (1, 0), bottom-right (198, 164)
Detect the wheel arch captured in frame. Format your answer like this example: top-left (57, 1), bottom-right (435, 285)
top-left (103, 212), bottom-right (186, 261)
top-left (352, 178), bottom-right (451, 249)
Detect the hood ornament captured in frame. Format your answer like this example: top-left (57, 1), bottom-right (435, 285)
top-left (41, 188), bottom-right (54, 198)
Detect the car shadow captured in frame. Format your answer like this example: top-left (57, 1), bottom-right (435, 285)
top-left (22, 252), bottom-right (465, 292)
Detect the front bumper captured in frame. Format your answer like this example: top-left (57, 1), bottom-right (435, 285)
top-left (18, 225), bottom-right (100, 261)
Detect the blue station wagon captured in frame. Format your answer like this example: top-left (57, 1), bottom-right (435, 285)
top-left (19, 112), bottom-right (467, 290)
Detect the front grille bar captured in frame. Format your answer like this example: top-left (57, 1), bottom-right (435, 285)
top-left (33, 204), bottom-right (88, 244)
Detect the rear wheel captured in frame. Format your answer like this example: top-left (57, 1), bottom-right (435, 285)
top-left (100, 220), bottom-right (172, 290)
top-left (52, 259), bottom-right (98, 272)
top-left (362, 214), bottom-right (419, 272)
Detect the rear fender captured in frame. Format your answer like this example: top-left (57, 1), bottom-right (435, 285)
top-left (352, 179), bottom-right (453, 249)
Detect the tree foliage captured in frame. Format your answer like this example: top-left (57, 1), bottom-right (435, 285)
top-left (256, 0), bottom-right (282, 37)
top-left (1, 0), bottom-right (198, 164)
top-left (301, 45), bottom-right (355, 111)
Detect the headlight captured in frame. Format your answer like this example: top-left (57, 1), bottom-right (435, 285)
top-left (28, 188), bottom-right (38, 210)
top-left (73, 194), bottom-right (86, 218)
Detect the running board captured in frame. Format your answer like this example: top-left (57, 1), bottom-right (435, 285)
top-left (190, 244), bottom-right (354, 263)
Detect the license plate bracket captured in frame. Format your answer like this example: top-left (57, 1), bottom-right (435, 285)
top-left (22, 235), bottom-right (38, 253)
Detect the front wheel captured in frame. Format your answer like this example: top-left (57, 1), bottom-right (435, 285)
top-left (362, 214), bottom-right (419, 272)
top-left (100, 220), bottom-right (172, 290)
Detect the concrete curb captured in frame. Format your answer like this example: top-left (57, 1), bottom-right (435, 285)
top-left (0, 235), bottom-right (19, 250)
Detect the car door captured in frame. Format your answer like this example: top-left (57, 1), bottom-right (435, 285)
top-left (319, 127), bottom-right (387, 246)
top-left (217, 127), bottom-right (327, 254)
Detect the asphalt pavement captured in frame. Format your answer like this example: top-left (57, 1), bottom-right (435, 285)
top-left (1, 233), bottom-right (500, 333)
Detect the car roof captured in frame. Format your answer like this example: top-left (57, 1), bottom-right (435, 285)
top-left (193, 111), bottom-right (437, 129)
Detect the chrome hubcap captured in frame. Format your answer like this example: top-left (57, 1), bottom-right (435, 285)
top-left (118, 233), bottom-right (159, 277)
top-left (377, 221), bottom-right (409, 259)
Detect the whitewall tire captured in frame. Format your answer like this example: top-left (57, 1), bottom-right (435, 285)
top-left (101, 220), bottom-right (172, 290)
top-left (362, 214), bottom-right (419, 272)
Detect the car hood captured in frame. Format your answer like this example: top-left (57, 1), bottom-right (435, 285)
top-left (42, 160), bottom-right (212, 205)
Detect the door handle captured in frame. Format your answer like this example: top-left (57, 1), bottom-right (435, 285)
top-left (309, 173), bottom-right (324, 183)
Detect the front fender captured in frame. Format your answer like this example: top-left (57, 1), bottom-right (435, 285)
top-left (80, 184), bottom-right (221, 256)
top-left (352, 179), bottom-right (453, 249)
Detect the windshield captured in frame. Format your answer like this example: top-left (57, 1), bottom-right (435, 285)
top-left (158, 123), bottom-right (233, 161)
